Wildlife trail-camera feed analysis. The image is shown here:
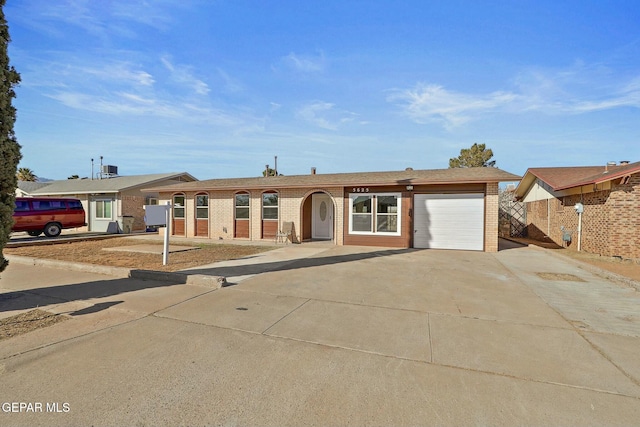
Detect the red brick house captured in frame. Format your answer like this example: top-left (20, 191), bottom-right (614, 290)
top-left (514, 161), bottom-right (640, 260)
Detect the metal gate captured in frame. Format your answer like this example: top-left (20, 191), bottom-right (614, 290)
top-left (499, 189), bottom-right (527, 238)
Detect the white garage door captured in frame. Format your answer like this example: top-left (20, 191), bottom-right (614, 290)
top-left (413, 193), bottom-right (484, 251)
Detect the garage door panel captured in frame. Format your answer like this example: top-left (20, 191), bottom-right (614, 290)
top-left (414, 194), bottom-right (484, 251)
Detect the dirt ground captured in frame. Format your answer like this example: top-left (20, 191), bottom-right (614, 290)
top-left (4, 237), bottom-right (275, 272)
top-left (2, 238), bottom-right (277, 338)
top-left (0, 309), bottom-right (69, 341)
top-left (509, 237), bottom-right (640, 283)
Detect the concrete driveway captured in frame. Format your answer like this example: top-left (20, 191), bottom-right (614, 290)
top-left (1, 242), bottom-right (639, 426)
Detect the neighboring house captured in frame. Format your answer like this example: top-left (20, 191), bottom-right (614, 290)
top-left (515, 161), bottom-right (640, 260)
top-left (16, 181), bottom-right (51, 197)
top-left (26, 173), bottom-right (197, 233)
top-left (148, 167), bottom-right (520, 252)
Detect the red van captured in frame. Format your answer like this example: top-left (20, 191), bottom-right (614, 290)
top-left (12, 197), bottom-right (87, 237)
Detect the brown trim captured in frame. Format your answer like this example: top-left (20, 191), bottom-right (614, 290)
top-left (342, 190), bottom-right (412, 248)
top-left (302, 195), bottom-right (313, 241)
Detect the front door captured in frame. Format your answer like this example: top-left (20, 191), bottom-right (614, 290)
top-left (312, 194), bottom-right (333, 239)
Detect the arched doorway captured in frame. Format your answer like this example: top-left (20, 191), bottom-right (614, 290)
top-left (301, 191), bottom-right (334, 241)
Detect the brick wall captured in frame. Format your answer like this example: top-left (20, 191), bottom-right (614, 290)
top-left (485, 182), bottom-right (499, 252)
top-left (120, 195), bottom-right (147, 231)
top-left (525, 172), bottom-right (640, 260)
top-left (160, 187), bottom-right (345, 244)
top-left (608, 173), bottom-right (640, 259)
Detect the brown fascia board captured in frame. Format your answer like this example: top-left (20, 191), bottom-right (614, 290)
top-left (147, 171), bottom-right (520, 193)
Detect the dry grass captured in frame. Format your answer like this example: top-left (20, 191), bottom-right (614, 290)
top-left (4, 237), bottom-right (276, 272)
top-left (0, 309), bottom-right (69, 341)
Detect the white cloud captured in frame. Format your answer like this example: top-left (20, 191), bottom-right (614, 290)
top-left (11, 0), bottom-right (180, 39)
top-left (296, 102), bottom-right (364, 130)
top-left (297, 102), bottom-right (337, 130)
top-left (388, 84), bottom-right (518, 129)
top-left (217, 68), bottom-right (245, 93)
top-left (391, 67), bottom-right (640, 129)
top-left (161, 56), bottom-right (210, 95)
top-left (282, 52), bottom-right (326, 73)
top-left (46, 89), bottom-right (240, 126)
top-left (80, 63), bottom-right (155, 87)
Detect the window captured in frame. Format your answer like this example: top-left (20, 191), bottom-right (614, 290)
top-left (145, 196), bottom-right (158, 205)
top-left (67, 200), bottom-right (83, 210)
top-left (349, 193), bottom-right (401, 235)
top-left (173, 195), bottom-right (185, 219)
top-left (351, 195), bottom-right (372, 232)
top-left (196, 194), bottom-right (208, 219)
top-left (95, 200), bottom-right (112, 219)
top-left (262, 192), bottom-right (278, 220)
top-left (376, 195), bottom-right (399, 232)
top-left (235, 193), bottom-right (249, 219)
top-left (14, 200), bottom-right (29, 211)
top-left (32, 200), bottom-right (65, 210)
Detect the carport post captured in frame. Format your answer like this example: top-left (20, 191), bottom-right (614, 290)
top-left (163, 202), bottom-right (171, 265)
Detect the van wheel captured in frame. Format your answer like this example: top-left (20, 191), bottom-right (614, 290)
top-left (27, 231), bottom-right (42, 237)
top-left (43, 223), bottom-right (62, 237)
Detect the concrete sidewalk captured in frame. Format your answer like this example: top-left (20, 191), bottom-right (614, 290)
top-left (1, 243), bottom-right (639, 426)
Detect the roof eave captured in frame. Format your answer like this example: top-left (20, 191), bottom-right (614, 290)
top-left (151, 178), bottom-right (518, 193)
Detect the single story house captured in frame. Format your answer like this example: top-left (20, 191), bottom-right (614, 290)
top-left (514, 160), bottom-right (640, 260)
top-left (22, 172), bottom-right (197, 233)
top-left (148, 167), bottom-right (520, 252)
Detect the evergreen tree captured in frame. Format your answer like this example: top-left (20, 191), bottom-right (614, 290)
top-left (0, 0), bottom-right (21, 273)
top-left (449, 143), bottom-right (495, 168)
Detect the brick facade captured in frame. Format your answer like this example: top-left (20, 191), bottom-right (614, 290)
top-left (162, 187), bottom-right (344, 245)
top-left (525, 172), bottom-right (640, 260)
top-left (484, 182), bottom-right (499, 253)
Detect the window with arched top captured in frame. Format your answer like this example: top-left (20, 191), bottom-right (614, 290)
top-left (235, 193), bottom-right (249, 219)
top-left (172, 194), bottom-right (186, 236)
top-left (261, 191), bottom-right (278, 239)
top-left (234, 192), bottom-right (250, 238)
top-left (173, 194), bottom-right (185, 219)
top-left (196, 194), bottom-right (209, 219)
top-left (262, 192), bottom-right (278, 220)
top-left (195, 193), bottom-right (209, 237)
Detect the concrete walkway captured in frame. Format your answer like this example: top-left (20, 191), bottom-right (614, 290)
top-left (0, 243), bottom-right (639, 426)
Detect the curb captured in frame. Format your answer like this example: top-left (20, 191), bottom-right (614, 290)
top-left (5, 255), bottom-right (226, 289)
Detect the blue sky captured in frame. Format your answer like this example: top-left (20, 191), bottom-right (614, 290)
top-left (6, 0), bottom-right (640, 181)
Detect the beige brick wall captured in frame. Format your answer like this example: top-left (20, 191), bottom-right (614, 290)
top-left (159, 187), bottom-right (344, 244)
top-left (484, 182), bottom-right (499, 252)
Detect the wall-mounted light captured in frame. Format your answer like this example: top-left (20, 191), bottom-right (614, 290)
top-left (406, 185), bottom-right (414, 191)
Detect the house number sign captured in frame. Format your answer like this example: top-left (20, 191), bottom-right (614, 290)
top-left (352, 187), bottom-right (369, 193)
